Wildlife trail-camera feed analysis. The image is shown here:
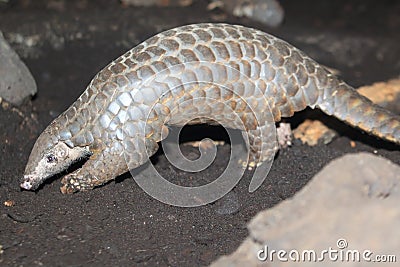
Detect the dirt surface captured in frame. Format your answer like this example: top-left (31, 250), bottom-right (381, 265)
top-left (0, 0), bottom-right (399, 266)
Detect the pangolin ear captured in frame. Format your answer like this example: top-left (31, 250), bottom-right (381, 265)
top-left (68, 145), bottom-right (92, 161)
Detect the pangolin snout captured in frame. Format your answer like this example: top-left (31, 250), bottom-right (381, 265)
top-left (20, 175), bottom-right (38, 190)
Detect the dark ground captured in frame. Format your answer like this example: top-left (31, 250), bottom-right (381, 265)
top-left (0, 0), bottom-right (399, 266)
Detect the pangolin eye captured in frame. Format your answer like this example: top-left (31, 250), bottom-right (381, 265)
top-left (46, 154), bottom-right (57, 163)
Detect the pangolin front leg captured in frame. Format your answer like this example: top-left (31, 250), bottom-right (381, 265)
top-left (60, 148), bottom-right (127, 194)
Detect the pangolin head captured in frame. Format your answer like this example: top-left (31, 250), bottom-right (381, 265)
top-left (21, 128), bottom-right (90, 191)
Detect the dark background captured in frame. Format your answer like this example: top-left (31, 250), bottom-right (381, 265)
top-left (0, 0), bottom-right (399, 266)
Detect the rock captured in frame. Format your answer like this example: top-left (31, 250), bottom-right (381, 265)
top-left (293, 119), bottom-right (337, 146)
top-left (276, 122), bottom-right (292, 148)
top-left (0, 31), bottom-right (37, 105)
top-left (358, 78), bottom-right (400, 114)
top-left (120, 0), bottom-right (285, 28)
top-left (211, 153), bottom-right (400, 267)
top-left (120, 0), bottom-right (193, 7)
top-left (227, 0), bottom-right (284, 28)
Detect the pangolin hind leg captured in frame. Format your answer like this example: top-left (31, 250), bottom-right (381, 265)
top-left (242, 108), bottom-right (279, 192)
